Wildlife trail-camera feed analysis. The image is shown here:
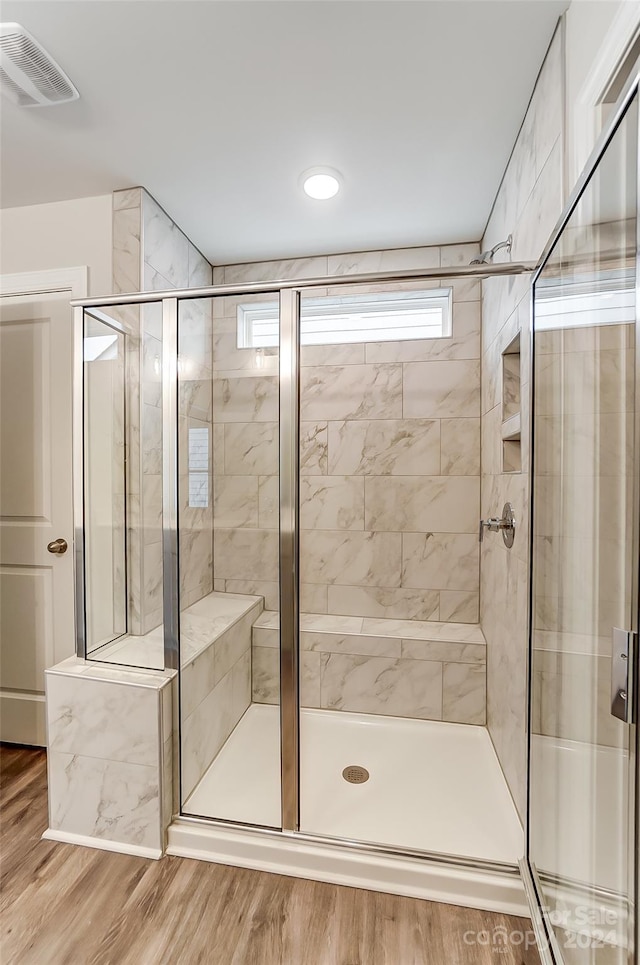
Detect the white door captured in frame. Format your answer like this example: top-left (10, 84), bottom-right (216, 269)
top-left (0, 268), bottom-right (86, 745)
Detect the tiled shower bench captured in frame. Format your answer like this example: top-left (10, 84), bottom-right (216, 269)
top-left (252, 612), bottom-right (486, 725)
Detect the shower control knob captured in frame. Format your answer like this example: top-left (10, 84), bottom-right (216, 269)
top-left (478, 504), bottom-right (515, 548)
top-left (47, 538), bottom-right (68, 555)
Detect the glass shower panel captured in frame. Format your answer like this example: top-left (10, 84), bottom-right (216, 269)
top-left (83, 309), bottom-right (127, 657)
top-left (530, 96), bottom-right (637, 962)
top-left (84, 301), bottom-right (166, 672)
top-left (178, 294), bottom-right (281, 829)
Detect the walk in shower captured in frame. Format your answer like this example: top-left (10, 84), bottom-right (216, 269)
top-left (77, 258), bottom-right (532, 876)
top-left (70, 70), bottom-right (640, 965)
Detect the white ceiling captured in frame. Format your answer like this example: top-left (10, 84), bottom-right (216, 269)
top-left (0, 0), bottom-right (568, 264)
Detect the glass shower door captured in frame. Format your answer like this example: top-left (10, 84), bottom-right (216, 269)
top-left (177, 292), bottom-right (282, 829)
top-left (529, 90), bottom-right (638, 963)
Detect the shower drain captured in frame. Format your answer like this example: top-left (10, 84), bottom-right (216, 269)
top-left (342, 765), bottom-right (370, 784)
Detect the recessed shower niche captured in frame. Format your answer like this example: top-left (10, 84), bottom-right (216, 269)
top-left (501, 333), bottom-right (521, 473)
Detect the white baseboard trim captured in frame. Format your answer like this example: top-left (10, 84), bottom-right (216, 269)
top-left (42, 828), bottom-right (162, 861)
top-left (167, 819), bottom-right (529, 916)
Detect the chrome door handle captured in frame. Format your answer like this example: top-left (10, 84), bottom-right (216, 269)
top-left (47, 538), bottom-right (68, 555)
top-left (611, 628), bottom-right (633, 722)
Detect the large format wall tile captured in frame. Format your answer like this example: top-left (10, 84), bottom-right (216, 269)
top-left (327, 585), bottom-right (440, 621)
top-left (48, 753), bottom-right (160, 850)
top-left (441, 419), bottom-right (481, 475)
top-left (364, 476), bottom-right (479, 534)
top-left (143, 194), bottom-right (189, 289)
top-left (258, 475), bottom-right (279, 529)
top-left (320, 653), bottom-right (443, 719)
top-left (47, 674), bottom-right (158, 766)
top-left (213, 475), bottom-right (259, 529)
top-left (442, 662), bottom-right (486, 724)
top-left (403, 360), bottom-right (480, 418)
top-left (224, 256), bottom-right (328, 285)
top-left (300, 343), bottom-right (365, 367)
top-left (300, 422), bottom-right (328, 474)
top-left (214, 528), bottom-right (279, 581)
top-left (302, 631), bottom-right (401, 658)
top-left (328, 419), bottom-right (440, 476)
top-left (252, 645), bottom-right (279, 702)
top-left (213, 376), bottom-right (278, 423)
top-left (224, 422), bottom-right (278, 475)
top-left (252, 647), bottom-right (320, 707)
top-left (300, 531), bottom-right (402, 587)
top-left (300, 476), bottom-right (365, 531)
top-left (439, 590), bottom-right (480, 623)
top-left (300, 364), bottom-right (402, 422)
top-left (327, 246), bottom-right (440, 276)
top-left (113, 202), bottom-right (141, 295)
top-left (401, 533), bottom-right (479, 591)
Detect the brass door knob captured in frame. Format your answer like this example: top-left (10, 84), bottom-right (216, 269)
top-left (47, 538), bottom-right (68, 555)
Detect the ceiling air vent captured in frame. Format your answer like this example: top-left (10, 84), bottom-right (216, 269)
top-left (0, 23), bottom-right (79, 107)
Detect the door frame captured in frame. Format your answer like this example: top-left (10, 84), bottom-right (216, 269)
top-left (1, 267), bottom-right (87, 300)
top-left (0, 266), bottom-right (87, 746)
top-left (523, 70), bottom-right (640, 965)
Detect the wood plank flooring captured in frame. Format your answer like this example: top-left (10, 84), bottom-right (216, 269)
top-left (0, 744), bottom-right (540, 965)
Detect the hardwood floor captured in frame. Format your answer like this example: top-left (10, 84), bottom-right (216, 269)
top-left (0, 744), bottom-right (539, 964)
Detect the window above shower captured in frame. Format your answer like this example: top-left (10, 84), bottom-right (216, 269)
top-left (236, 288), bottom-right (453, 348)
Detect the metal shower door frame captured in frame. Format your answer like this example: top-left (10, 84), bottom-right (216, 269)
top-left (522, 68), bottom-right (640, 965)
top-left (72, 260), bottom-right (537, 855)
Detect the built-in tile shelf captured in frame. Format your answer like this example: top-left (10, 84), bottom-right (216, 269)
top-left (500, 412), bottom-right (521, 442)
top-left (501, 334), bottom-right (521, 473)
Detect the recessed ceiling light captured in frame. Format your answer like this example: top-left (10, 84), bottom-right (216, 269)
top-left (301, 167), bottom-right (341, 200)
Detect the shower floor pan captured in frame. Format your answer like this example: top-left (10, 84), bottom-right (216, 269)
top-left (182, 702), bottom-right (523, 865)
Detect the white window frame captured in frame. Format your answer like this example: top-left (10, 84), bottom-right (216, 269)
top-left (237, 288), bottom-right (453, 349)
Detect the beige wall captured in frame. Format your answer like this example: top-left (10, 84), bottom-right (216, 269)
top-left (0, 195), bottom-right (112, 295)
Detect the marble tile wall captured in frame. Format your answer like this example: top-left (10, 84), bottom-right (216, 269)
top-left (251, 612), bottom-right (486, 725)
top-left (480, 27), bottom-right (565, 821)
top-left (112, 188), bottom-right (214, 635)
top-left (211, 243), bottom-right (482, 625)
top-left (45, 658), bottom-right (174, 855)
top-left (483, 19), bottom-right (638, 822)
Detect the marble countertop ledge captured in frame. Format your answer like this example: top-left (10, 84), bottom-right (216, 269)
top-left (46, 655), bottom-right (176, 689)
